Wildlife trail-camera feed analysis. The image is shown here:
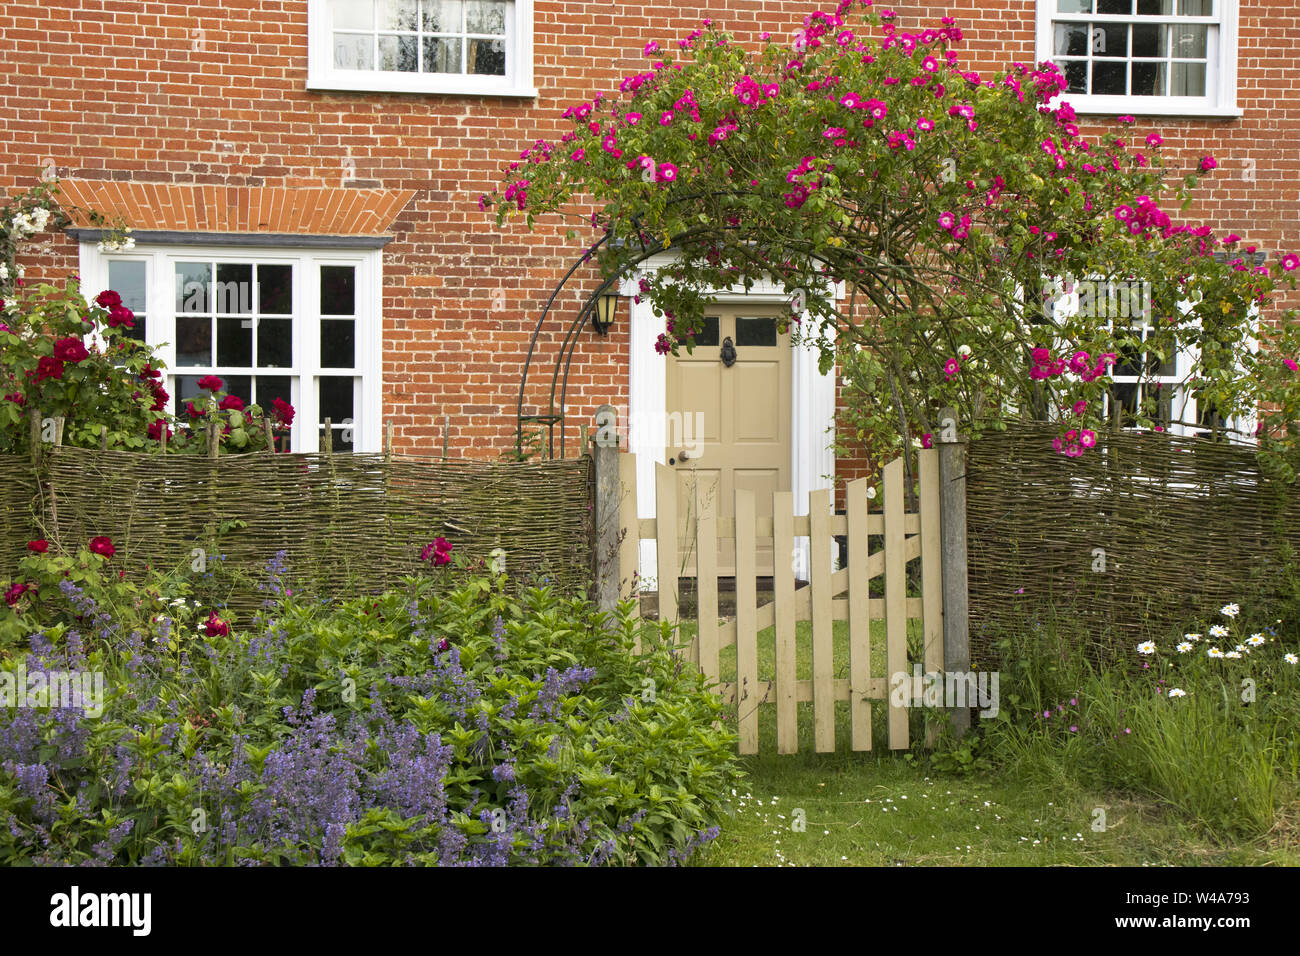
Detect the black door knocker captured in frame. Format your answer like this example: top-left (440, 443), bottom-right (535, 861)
top-left (720, 336), bottom-right (737, 367)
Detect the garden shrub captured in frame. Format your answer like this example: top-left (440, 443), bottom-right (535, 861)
top-left (0, 551), bottom-right (742, 865)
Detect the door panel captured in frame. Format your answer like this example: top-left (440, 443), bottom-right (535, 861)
top-left (665, 306), bottom-right (791, 578)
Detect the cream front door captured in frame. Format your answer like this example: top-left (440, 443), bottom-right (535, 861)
top-left (665, 306), bottom-right (792, 576)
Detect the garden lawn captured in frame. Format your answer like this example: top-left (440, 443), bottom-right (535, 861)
top-left (677, 618), bottom-right (1300, 866)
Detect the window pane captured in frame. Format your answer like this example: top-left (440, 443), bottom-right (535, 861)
top-left (1170, 61), bottom-right (1206, 95)
top-left (321, 319), bottom-right (356, 368)
top-left (377, 0), bottom-right (418, 30)
top-left (1094, 23), bottom-right (1128, 57)
top-left (1131, 24), bottom-right (1168, 57)
top-left (223, 375), bottom-right (252, 405)
top-left (175, 375), bottom-right (207, 409)
top-left (1179, 0), bottom-right (1212, 15)
top-left (258, 318), bottom-right (293, 368)
top-left (258, 264), bottom-right (292, 315)
top-left (1171, 23), bottom-right (1208, 58)
top-left (423, 0), bottom-right (463, 32)
top-left (320, 265), bottom-right (356, 315)
top-left (1132, 61), bottom-right (1166, 95)
top-left (690, 316), bottom-right (720, 347)
top-left (423, 36), bottom-right (463, 72)
top-left (469, 37), bottom-right (506, 75)
top-left (334, 33), bottom-right (374, 70)
top-left (108, 260), bottom-right (146, 313)
top-left (1096, 0), bottom-right (1132, 13)
top-left (1058, 0), bottom-right (1093, 11)
top-left (1136, 0), bottom-right (1175, 13)
top-left (1063, 60), bottom-right (1088, 93)
top-left (466, 0), bottom-right (507, 34)
top-left (217, 317), bottom-right (253, 367)
top-left (214, 263), bottom-right (252, 314)
top-left (1054, 23), bottom-right (1090, 56)
top-left (256, 376), bottom-right (292, 410)
top-left (121, 321), bottom-right (147, 344)
top-left (1093, 60), bottom-right (1127, 94)
top-left (319, 377), bottom-right (354, 423)
top-left (175, 316), bottom-right (212, 366)
top-left (329, 0), bottom-right (373, 29)
top-left (378, 33), bottom-right (418, 71)
top-left (175, 262), bottom-right (211, 314)
top-left (326, 426), bottom-right (354, 452)
top-left (736, 316), bottom-right (777, 347)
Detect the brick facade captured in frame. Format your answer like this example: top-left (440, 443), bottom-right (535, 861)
top-left (2, 1), bottom-right (1295, 486)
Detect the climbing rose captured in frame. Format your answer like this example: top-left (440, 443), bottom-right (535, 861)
top-left (272, 397), bottom-right (295, 426)
top-left (197, 375), bottom-right (224, 392)
top-left (218, 395), bottom-right (245, 412)
top-left (52, 337), bottom-right (89, 363)
top-left (202, 612), bottom-right (230, 637)
top-left (27, 539), bottom-right (48, 553)
top-left (1282, 254), bottom-right (1299, 271)
top-left (88, 536), bottom-right (115, 558)
top-left (1199, 155), bottom-right (1217, 173)
top-left (35, 356), bottom-right (64, 381)
top-left (94, 289), bottom-right (122, 309)
top-left (421, 537), bottom-right (453, 566)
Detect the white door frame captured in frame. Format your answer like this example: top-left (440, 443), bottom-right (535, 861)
top-left (619, 252), bottom-right (839, 589)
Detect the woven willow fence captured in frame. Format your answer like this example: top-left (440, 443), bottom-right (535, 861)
top-left (966, 424), bottom-right (1300, 664)
top-left (2, 448), bottom-right (593, 611)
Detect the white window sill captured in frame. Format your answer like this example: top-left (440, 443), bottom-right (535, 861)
top-left (307, 70), bottom-right (537, 98)
top-left (1058, 94), bottom-right (1243, 120)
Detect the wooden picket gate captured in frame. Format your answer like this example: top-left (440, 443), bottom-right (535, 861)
top-left (609, 448), bottom-right (945, 754)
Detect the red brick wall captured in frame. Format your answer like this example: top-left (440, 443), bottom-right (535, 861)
top-left (2, 1), bottom-right (1295, 476)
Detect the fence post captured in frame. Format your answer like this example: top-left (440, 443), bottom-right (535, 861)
top-left (592, 404), bottom-right (621, 614)
top-left (936, 407), bottom-right (971, 737)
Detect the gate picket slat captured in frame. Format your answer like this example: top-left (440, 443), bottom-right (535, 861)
top-left (847, 478), bottom-right (872, 751)
top-left (773, 491), bottom-right (798, 754)
top-left (919, 449), bottom-right (943, 665)
top-left (883, 457), bottom-right (909, 750)
top-left (734, 488), bottom-right (759, 755)
top-left (809, 488), bottom-right (834, 752)
top-left (696, 480), bottom-right (718, 680)
top-left (618, 452), bottom-right (640, 603)
top-left (655, 462), bottom-right (678, 626)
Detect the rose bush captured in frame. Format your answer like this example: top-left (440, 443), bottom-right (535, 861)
top-left (485, 0), bottom-right (1300, 478)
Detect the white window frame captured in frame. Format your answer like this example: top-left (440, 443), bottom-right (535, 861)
top-left (78, 242), bottom-right (384, 454)
top-left (306, 0), bottom-right (536, 98)
top-left (1035, 0), bottom-right (1241, 118)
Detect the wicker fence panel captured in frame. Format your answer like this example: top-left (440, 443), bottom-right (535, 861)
top-left (966, 424), bottom-right (1300, 664)
top-left (3, 449), bottom-right (593, 609)
top-left (0, 456), bottom-right (40, 576)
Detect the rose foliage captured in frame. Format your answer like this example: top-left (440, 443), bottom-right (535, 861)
top-left (485, 1), bottom-right (1300, 478)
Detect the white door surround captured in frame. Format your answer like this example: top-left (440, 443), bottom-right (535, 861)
top-left (619, 253), bottom-right (838, 589)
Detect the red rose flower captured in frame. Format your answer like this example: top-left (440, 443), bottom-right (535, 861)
top-left (35, 356), bottom-right (65, 382)
top-left (271, 397), bottom-right (295, 427)
top-left (27, 539), bottom-right (48, 553)
top-left (197, 375), bottom-right (224, 392)
top-left (202, 611), bottom-right (230, 637)
top-left (88, 536), bottom-right (116, 558)
top-left (3, 582), bottom-right (31, 608)
top-left (185, 401), bottom-right (206, 419)
top-left (52, 337), bottom-right (90, 363)
top-left (147, 419), bottom-right (173, 442)
top-left (149, 380), bottom-right (169, 412)
top-left (219, 394), bottom-right (245, 412)
top-left (107, 305), bottom-right (135, 329)
top-left (421, 537), bottom-right (454, 565)
top-left (94, 289), bottom-right (123, 310)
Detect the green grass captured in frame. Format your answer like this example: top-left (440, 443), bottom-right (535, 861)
top-left (666, 615), bottom-right (1300, 866)
top-left (696, 755), bottom-right (1299, 866)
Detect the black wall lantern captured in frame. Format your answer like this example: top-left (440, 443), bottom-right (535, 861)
top-left (592, 292), bottom-right (620, 335)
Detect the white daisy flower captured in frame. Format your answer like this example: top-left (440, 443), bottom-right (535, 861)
top-left (1220, 603), bottom-right (1240, 618)
top-left (1136, 641), bottom-right (1156, 655)
top-left (1285, 654), bottom-right (1298, 665)
top-left (1207, 646), bottom-right (1224, 659)
top-left (1235, 644), bottom-right (1248, 654)
top-left (1209, 624), bottom-right (1229, 638)
top-left (1168, 688), bottom-right (1187, 698)
top-left (1225, 651), bottom-right (1243, 659)
top-left (1184, 633), bottom-right (1201, 642)
top-left (1176, 642), bottom-right (1193, 653)
top-left (1247, 634), bottom-right (1265, 646)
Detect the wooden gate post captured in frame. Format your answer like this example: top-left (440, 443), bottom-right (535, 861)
top-left (592, 404), bottom-right (621, 613)
top-left (936, 407), bottom-right (971, 737)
